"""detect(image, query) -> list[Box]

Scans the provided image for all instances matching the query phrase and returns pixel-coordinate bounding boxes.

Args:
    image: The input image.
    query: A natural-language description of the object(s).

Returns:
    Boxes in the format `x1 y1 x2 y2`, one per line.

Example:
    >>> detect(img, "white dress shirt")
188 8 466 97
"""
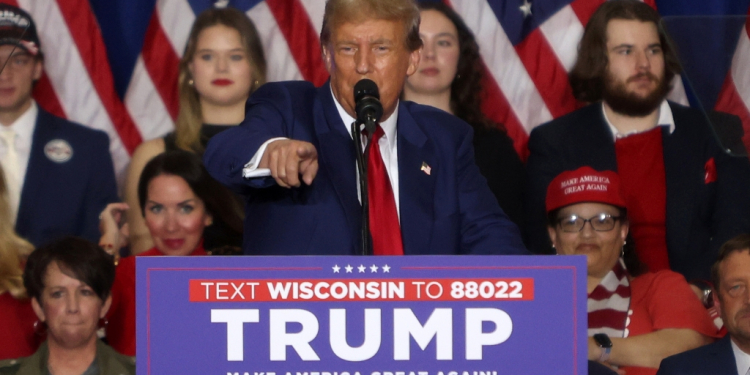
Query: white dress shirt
0 101 38 214
731 338 750 375
602 100 675 140
242 91 401 217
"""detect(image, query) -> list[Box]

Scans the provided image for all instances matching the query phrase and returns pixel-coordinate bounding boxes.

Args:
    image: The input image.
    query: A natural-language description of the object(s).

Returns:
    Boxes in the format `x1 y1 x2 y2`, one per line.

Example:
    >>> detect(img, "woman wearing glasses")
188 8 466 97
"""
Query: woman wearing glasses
545 167 718 375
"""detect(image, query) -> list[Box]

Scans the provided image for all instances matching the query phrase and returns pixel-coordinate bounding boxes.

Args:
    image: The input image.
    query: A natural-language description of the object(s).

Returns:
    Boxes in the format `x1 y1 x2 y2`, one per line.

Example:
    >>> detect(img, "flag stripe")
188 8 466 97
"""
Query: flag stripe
125 57 174 141
156 0 194 58
265 0 328 87
54 0 142 154
247 2 304 82
715 14 750 154
299 0 326 37
141 11 181 121
715 76 750 153
514 29 579 118
569 0 604 25
451 0 554 134
479 61 530 159
32 73 67 119
729 24 750 113
539 5 585 72
17 0 131 179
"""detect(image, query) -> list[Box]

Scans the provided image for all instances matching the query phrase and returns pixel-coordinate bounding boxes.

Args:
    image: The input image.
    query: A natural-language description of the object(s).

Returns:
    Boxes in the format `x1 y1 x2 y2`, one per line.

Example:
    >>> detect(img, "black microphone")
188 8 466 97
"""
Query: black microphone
351 78 383 256
354 79 383 134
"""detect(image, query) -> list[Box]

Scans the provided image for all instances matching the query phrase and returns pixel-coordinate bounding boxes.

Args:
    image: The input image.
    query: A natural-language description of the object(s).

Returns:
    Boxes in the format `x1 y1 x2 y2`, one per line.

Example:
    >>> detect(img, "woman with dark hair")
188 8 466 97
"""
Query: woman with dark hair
3 237 135 374
122 7 266 255
100 150 240 356
402 2 524 228
0 166 40 359
546 167 718 375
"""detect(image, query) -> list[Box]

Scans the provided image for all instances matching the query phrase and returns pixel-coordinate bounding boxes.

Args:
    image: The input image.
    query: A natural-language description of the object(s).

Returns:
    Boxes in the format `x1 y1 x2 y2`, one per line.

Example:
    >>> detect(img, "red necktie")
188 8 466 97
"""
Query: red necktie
367 125 404 255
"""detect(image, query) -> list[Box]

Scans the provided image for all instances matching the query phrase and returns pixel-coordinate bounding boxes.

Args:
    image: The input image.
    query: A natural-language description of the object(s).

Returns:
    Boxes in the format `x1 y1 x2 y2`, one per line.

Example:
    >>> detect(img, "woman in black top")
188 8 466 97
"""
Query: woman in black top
119 8 267 254
402 2 525 229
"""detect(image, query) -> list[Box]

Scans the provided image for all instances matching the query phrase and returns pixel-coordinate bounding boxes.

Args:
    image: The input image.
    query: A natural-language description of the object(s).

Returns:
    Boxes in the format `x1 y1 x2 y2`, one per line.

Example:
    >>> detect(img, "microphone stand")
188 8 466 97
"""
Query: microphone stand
352 115 376 256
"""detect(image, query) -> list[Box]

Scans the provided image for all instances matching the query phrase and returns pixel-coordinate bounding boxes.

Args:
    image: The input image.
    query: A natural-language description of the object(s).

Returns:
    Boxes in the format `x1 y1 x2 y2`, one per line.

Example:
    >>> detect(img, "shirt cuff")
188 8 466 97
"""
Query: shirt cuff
242 137 288 178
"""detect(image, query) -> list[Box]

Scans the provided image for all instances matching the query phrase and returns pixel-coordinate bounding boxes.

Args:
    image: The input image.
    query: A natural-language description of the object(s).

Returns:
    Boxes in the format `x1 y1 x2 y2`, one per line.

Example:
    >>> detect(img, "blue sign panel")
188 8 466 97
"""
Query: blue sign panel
136 255 586 375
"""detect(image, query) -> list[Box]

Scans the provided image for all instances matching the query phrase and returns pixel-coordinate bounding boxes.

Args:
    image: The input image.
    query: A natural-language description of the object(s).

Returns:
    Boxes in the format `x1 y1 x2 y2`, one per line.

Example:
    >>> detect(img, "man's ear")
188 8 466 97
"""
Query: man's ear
32 59 43 81
714 290 722 317
31 297 45 322
406 48 421 77
322 46 333 74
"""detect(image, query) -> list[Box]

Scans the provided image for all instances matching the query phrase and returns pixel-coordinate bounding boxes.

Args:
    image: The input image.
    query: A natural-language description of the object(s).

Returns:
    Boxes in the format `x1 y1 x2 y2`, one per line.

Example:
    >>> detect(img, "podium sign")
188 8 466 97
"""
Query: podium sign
137 255 586 375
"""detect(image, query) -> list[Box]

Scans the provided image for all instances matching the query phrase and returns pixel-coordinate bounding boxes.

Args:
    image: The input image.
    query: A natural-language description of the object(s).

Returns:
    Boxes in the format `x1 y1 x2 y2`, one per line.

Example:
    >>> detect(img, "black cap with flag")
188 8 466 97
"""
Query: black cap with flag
0 4 40 56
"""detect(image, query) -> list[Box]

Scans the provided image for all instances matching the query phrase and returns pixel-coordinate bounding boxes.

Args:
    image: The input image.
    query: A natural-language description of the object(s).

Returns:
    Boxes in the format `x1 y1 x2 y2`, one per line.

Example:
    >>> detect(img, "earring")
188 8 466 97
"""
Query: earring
456 74 461 79
33 320 47 336
188 79 194 86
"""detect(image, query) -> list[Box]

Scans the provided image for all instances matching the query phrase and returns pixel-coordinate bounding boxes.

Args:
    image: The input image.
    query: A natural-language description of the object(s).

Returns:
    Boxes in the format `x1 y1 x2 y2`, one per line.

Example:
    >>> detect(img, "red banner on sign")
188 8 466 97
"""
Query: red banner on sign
189 278 535 302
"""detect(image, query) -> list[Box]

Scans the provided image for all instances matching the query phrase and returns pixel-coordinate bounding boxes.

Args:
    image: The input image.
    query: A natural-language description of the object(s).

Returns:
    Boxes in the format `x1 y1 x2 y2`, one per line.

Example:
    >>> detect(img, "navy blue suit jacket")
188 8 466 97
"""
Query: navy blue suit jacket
525 102 750 280
204 81 527 255
657 336 738 375
15 109 118 247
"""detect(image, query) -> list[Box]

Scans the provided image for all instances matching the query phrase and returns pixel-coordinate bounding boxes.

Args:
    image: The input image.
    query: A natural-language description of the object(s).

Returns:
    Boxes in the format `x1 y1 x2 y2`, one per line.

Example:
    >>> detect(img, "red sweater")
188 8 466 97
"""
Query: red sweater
106 244 206 356
0 292 42 359
615 127 670 272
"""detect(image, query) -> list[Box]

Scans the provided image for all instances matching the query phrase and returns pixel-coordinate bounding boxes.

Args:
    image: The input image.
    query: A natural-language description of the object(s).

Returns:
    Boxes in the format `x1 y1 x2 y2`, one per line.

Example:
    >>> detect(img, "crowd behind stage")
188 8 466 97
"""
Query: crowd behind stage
1 0 750 374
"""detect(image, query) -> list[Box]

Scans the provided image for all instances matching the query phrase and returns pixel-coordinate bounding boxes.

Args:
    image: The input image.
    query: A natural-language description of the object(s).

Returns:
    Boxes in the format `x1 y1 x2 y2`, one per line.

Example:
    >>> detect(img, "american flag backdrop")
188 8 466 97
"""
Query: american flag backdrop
4 0 750 183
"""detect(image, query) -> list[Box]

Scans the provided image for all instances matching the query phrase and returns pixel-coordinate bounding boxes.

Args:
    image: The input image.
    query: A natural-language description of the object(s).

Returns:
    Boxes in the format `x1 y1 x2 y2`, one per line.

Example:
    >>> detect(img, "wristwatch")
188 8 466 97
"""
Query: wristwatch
593 333 613 362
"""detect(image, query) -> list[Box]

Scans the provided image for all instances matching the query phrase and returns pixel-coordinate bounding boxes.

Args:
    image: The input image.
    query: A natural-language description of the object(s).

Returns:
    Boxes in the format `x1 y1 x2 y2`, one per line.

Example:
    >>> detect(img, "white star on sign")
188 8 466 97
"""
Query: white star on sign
370 265 378 273
345 265 353 273
358 264 366 273
332 265 340 273
519 0 532 17
382 264 391 273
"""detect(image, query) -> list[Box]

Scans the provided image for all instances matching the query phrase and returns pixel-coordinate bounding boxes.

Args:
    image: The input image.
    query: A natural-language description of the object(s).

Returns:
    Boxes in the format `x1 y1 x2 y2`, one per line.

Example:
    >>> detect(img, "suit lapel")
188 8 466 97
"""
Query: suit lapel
712 336 740 375
579 105 618 171
16 111 51 233
396 103 435 254
314 82 362 250
662 103 697 256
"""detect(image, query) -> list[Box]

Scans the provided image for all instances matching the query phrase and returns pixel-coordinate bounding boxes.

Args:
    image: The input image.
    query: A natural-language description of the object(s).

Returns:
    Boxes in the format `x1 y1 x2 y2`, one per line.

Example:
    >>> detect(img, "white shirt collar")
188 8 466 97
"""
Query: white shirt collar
331 86 398 148
3 100 37 142
602 100 675 140
731 338 750 375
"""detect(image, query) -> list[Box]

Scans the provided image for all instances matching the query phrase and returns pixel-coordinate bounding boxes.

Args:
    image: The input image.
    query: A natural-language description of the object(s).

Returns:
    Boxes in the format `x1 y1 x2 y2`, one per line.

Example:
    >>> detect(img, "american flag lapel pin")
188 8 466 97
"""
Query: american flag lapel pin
421 162 431 175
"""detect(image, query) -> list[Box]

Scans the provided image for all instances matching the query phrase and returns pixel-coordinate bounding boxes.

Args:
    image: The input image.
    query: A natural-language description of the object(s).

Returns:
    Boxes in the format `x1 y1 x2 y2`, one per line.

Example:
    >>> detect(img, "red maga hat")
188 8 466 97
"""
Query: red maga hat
0 4 41 56
545 166 626 213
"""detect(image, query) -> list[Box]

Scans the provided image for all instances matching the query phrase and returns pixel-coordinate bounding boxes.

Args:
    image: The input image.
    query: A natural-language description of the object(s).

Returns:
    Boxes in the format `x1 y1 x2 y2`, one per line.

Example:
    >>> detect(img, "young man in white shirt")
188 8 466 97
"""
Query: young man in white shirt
0 4 117 246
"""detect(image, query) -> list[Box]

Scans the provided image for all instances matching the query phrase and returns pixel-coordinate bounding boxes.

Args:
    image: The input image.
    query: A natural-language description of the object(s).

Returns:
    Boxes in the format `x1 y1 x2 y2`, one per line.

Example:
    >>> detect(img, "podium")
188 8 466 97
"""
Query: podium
137 255 587 375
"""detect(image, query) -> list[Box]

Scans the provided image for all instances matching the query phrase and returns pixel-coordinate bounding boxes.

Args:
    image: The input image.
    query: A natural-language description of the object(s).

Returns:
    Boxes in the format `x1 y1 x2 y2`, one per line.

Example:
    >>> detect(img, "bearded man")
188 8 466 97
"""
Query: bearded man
524 0 750 282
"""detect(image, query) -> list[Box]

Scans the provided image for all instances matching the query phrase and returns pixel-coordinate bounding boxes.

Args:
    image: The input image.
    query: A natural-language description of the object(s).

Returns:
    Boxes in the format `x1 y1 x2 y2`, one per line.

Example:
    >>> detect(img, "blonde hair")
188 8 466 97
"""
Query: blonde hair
175 7 267 153
0 166 33 298
320 0 422 52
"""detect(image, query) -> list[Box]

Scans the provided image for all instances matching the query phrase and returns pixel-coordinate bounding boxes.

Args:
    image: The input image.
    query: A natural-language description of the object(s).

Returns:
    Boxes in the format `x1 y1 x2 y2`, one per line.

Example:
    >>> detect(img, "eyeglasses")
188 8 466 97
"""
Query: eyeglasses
556 214 621 233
